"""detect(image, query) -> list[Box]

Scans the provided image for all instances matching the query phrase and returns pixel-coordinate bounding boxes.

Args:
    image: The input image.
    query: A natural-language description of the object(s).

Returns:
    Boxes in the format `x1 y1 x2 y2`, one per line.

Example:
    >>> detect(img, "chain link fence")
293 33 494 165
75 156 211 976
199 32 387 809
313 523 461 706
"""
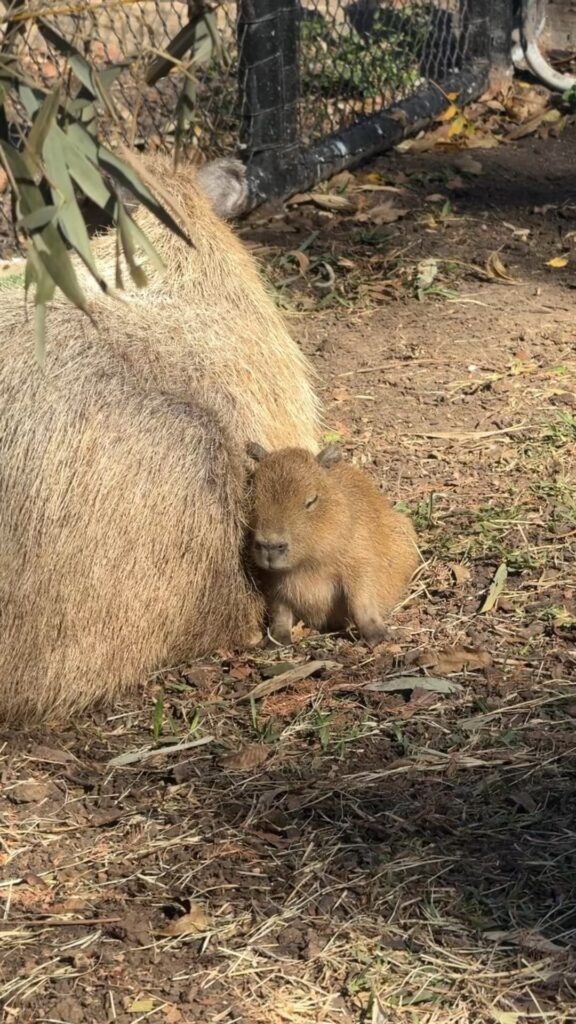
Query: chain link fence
1 0 505 208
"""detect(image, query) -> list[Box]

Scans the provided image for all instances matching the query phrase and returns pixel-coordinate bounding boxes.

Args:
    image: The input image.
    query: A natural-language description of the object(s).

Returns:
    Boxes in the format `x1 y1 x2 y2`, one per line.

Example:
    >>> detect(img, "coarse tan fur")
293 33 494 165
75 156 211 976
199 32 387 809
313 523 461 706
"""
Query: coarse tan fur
247 444 419 645
0 155 320 724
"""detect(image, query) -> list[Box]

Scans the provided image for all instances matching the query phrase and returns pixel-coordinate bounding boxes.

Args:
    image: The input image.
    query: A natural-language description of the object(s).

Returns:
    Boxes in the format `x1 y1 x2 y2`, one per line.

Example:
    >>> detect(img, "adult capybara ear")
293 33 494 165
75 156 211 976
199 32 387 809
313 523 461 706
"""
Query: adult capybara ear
246 441 269 462
195 158 249 220
316 444 342 469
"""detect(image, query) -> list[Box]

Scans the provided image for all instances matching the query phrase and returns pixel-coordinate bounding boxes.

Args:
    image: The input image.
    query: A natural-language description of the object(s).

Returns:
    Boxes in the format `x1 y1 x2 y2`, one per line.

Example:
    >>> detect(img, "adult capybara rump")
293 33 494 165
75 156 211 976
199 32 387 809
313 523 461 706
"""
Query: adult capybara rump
0 156 318 723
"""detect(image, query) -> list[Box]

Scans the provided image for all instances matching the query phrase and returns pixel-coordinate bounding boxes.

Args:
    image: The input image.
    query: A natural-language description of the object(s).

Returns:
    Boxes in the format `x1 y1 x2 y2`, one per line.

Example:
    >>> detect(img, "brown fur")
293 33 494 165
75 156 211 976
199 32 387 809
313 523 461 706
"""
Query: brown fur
0 154 320 724
247 445 419 645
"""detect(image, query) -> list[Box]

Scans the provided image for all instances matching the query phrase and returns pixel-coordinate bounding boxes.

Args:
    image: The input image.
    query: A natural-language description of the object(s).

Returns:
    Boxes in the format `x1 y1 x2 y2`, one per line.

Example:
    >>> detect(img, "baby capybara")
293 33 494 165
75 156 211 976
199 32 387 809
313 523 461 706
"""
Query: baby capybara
247 443 419 646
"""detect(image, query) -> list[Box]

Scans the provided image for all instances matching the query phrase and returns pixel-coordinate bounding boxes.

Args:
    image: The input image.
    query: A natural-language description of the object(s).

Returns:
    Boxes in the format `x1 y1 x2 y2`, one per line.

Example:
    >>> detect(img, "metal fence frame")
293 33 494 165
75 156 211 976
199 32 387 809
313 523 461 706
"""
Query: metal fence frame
239 0 515 206
1 0 519 212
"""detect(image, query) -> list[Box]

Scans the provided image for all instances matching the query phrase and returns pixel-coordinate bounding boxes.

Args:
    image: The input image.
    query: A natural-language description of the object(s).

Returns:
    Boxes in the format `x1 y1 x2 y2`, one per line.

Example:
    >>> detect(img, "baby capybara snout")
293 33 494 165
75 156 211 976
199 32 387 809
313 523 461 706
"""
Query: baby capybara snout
246 442 419 646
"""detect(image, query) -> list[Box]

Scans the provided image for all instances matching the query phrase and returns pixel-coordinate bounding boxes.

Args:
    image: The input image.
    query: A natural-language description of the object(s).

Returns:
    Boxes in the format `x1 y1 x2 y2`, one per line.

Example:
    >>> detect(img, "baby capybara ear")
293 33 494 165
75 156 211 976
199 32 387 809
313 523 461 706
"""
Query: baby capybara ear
316 444 342 469
246 441 269 462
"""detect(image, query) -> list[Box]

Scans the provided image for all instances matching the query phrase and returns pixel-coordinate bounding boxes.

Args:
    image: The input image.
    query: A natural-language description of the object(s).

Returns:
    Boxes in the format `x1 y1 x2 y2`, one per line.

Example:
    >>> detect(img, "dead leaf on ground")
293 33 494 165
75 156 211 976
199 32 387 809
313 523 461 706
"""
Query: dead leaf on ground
448 562 472 585
243 660 339 700
159 903 211 937
288 191 356 213
327 170 355 189
453 154 483 175
354 200 408 225
396 123 452 153
436 103 459 122
128 998 156 1013
480 563 508 613
27 744 77 764
220 743 270 772
331 387 351 402
415 645 492 674
357 183 404 194
507 107 562 141
365 676 463 694
8 781 54 804
288 250 310 274
484 252 518 283
546 256 568 268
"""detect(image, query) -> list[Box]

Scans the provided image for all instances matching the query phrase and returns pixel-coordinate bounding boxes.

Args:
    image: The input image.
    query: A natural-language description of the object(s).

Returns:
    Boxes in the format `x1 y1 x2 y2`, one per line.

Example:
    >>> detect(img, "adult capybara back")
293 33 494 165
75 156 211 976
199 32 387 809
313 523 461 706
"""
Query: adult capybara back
247 444 418 645
0 155 320 723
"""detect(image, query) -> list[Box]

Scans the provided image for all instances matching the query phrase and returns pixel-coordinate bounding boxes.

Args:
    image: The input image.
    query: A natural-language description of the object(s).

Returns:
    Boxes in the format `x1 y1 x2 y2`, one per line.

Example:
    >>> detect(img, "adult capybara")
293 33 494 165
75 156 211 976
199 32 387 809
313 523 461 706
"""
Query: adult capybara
247 443 418 646
0 155 320 723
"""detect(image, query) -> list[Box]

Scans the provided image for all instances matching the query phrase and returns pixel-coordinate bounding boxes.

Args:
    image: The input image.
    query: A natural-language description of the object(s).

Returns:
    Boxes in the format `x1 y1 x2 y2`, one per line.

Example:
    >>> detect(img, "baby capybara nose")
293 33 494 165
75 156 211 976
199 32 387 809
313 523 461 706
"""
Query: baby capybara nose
255 538 289 556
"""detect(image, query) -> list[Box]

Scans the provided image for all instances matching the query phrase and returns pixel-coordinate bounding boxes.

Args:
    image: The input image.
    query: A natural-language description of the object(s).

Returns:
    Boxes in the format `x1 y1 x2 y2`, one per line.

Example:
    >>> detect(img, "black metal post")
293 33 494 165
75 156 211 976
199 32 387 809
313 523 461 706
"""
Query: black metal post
246 68 488 208
464 0 492 70
490 0 516 73
237 0 300 160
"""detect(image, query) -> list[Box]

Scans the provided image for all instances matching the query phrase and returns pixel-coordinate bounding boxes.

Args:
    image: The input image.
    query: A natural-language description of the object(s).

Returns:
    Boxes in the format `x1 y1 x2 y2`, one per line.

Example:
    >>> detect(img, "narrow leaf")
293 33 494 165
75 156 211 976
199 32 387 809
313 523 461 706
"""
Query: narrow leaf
243 660 339 700
27 83 61 162
121 212 165 275
43 126 107 289
59 126 113 211
99 146 192 245
107 735 214 767
365 676 464 694
480 563 507 614
31 221 88 314
34 303 46 367
117 202 147 288
19 204 57 233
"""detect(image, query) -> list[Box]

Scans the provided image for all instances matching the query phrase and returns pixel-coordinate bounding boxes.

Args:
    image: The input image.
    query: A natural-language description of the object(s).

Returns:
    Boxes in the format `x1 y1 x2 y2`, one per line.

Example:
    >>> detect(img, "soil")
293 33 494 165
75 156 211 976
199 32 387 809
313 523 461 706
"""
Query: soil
1 96 576 1023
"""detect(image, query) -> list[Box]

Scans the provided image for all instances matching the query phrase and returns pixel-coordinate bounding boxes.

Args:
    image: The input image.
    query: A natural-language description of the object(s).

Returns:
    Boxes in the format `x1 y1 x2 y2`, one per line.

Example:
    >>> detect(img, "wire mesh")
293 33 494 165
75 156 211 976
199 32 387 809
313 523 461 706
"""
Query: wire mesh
1 0 474 158
297 0 470 144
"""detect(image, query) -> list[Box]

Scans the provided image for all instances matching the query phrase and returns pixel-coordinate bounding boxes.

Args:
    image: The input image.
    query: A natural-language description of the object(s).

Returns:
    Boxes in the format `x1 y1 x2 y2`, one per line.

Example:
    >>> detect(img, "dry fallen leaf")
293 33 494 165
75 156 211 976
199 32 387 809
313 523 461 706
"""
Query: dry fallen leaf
8 781 54 804
290 191 356 213
129 998 156 1013
485 252 518 284
546 256 568 268
448 562 472 585
415 646 493 674
453 154 483 175
331 387 351 402
436 103 459 122
160 904 210 937
220 743 270 771
480 563 508 613
288 250 310 274
244 660 339 700
366 676 463 694
361 201 408 225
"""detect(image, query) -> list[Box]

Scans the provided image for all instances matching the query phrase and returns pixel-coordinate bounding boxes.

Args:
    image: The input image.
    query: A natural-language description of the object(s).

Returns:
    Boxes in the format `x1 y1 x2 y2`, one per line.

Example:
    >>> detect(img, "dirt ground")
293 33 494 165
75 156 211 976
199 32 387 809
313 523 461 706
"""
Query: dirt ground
2 88 576 1024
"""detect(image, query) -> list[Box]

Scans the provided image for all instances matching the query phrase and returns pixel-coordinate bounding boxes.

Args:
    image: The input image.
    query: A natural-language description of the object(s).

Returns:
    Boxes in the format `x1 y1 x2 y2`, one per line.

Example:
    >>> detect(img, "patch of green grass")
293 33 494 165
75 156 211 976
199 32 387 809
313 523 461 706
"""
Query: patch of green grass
300 8 425 100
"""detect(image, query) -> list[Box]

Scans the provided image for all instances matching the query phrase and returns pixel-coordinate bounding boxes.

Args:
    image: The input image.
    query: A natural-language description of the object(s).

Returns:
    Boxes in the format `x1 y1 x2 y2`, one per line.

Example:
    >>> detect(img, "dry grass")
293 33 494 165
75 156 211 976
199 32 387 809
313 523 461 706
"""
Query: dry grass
1 396 575 1023
2 104 576 1024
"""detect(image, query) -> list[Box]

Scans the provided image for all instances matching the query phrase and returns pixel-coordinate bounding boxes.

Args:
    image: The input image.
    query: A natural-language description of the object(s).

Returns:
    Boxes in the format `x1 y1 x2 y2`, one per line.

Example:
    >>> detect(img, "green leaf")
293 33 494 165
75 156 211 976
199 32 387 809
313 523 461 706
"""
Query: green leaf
19 204 57 233
117 202 147 288
121 211 165 275
34 302 47 367
27 83 61 162
145 17 207 86
32 224 88 313
175 71 198 158
58 125 112 211
36 19 117 117
43 126 108 291
99 146 192 245
33 259 56 368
